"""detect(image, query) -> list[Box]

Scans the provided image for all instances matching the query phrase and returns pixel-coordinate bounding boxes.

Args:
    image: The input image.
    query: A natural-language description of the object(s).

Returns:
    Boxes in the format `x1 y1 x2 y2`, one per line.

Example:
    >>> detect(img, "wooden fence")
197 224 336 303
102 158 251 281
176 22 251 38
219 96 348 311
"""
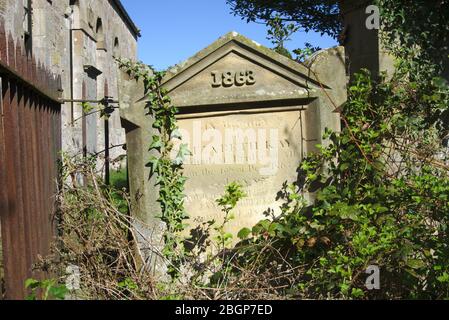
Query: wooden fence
0 19 62 300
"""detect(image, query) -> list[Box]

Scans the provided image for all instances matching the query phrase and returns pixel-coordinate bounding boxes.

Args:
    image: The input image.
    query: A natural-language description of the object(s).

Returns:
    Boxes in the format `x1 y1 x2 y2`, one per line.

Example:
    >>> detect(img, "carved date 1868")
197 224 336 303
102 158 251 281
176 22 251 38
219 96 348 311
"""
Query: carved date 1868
211 70 256 88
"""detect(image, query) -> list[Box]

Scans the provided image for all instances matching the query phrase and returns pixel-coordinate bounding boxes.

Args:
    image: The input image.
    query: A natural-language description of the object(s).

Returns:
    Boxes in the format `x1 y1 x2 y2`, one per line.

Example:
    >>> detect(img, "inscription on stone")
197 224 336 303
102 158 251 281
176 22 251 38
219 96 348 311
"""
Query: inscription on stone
211 70 256 88
178 110 304 234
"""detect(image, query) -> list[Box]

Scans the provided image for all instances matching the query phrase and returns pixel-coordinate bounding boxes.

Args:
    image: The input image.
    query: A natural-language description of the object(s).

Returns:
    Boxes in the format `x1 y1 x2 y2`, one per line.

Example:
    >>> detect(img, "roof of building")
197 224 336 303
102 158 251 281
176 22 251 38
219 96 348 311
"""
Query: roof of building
110 0 141 39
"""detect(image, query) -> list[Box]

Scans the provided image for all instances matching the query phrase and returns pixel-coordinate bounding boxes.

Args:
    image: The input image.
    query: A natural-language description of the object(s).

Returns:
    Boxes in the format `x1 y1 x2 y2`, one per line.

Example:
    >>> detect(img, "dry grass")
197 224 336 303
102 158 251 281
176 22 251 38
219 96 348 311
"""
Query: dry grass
35 156 157 300
31 156 301 300
178 246 305 300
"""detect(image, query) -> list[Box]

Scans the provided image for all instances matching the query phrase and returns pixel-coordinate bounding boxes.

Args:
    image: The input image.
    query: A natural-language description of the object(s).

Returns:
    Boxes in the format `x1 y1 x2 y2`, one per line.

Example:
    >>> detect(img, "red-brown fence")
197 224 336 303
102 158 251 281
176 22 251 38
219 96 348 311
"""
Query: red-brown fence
0 19 62 300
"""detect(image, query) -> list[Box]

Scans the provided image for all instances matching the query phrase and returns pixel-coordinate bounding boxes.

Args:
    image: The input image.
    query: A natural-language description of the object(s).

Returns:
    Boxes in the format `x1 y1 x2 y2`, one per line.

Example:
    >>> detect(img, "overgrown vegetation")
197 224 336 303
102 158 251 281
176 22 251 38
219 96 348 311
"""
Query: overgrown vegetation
110 168 128 191
227 68 449 299
35 155 156 300
117 59 191 278
153 63 449 299
31 0 449 300
217 0 449 300
379 0 449 79
25 278 68 301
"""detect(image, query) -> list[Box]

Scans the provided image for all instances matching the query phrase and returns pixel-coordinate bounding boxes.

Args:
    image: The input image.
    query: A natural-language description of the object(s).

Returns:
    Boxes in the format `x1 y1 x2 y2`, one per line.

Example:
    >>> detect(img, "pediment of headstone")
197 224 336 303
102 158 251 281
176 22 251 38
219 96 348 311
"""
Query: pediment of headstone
161 32 327 110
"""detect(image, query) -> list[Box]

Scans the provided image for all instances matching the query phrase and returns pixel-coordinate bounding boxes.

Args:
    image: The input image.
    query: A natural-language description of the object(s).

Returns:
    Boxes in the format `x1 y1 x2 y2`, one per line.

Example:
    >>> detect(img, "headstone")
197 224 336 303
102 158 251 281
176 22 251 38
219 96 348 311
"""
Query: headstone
119 32 346 274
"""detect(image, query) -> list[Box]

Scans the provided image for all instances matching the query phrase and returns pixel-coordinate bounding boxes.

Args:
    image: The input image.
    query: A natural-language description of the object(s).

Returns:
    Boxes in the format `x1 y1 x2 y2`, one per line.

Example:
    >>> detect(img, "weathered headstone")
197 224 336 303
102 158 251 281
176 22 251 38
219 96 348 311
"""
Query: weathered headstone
119 32 346 274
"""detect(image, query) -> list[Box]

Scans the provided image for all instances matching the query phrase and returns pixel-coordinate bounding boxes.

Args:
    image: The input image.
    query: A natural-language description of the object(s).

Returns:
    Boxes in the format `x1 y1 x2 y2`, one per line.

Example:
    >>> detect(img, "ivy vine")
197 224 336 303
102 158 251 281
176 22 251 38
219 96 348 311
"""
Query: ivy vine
118 59 190 277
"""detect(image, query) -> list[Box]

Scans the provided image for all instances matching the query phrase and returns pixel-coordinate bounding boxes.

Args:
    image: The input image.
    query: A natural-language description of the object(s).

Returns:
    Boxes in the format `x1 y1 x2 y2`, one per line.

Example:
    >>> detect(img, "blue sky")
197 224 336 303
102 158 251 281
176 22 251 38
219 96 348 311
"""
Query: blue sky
121 0 337 71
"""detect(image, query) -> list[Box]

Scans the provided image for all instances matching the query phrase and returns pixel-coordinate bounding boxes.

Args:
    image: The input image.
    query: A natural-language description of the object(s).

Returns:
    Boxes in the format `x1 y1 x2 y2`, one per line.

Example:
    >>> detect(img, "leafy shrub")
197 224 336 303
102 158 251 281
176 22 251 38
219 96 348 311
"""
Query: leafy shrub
231 67 449 299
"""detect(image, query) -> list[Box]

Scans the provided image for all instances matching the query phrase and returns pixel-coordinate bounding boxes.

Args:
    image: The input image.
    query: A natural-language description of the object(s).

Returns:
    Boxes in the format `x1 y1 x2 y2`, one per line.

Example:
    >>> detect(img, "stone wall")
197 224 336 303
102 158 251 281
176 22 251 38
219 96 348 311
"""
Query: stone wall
0 0 139 171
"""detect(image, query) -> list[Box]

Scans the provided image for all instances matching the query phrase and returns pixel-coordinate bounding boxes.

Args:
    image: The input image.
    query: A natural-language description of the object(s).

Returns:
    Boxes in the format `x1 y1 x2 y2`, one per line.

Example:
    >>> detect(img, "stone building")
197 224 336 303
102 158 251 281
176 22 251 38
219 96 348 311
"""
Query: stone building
1 0 139 297
0 0 139 173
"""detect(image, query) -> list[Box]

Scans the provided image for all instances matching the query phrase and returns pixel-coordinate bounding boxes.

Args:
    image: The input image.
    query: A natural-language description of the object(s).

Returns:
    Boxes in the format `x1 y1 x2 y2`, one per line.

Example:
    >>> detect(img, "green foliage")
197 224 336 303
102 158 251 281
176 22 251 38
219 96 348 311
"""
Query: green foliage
230 0 449 75
81 102 94 114
214 183 246 249
25 278 68 301
266 16 299 58
42 155 155 300
118 59 189 278
377 0 449 79
216 182 247 212
293 42 321 62
232 67 449 299
81 102 113 120
110 168 128 191
225 3 449 298
116 2 449 299
227 0 342 39
156 283 185 300
264 16 321 62
109 168 130 215
117 278 138 294
188 183 247 291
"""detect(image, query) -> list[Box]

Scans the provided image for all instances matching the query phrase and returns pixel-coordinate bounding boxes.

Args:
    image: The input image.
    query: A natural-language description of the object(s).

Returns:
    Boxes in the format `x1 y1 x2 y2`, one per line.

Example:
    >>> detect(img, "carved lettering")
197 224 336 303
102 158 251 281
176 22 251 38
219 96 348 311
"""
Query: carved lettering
211 71 222 88
246 70 256 85
211 70 256 88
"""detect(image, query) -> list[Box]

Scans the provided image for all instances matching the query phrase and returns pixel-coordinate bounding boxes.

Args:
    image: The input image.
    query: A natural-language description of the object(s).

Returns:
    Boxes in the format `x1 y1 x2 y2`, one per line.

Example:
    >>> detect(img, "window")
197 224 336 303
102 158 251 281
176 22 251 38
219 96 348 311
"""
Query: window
113 37 119 57
96 18 105 49
23 0 32 54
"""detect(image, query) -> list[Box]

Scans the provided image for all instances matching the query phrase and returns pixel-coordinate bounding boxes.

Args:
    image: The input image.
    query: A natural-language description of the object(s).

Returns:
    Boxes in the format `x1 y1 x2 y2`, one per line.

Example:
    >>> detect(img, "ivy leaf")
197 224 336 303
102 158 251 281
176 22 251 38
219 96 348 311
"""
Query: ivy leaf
351 288 365 298
81 102 94 114
174 144 191 165
340 163 350 171
406 259 426 270
147 156 160 174
48 285 69 300
171 129 183 140
223 233 233 242
149 135 163 151
237 228 252 240
25 279 40 290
